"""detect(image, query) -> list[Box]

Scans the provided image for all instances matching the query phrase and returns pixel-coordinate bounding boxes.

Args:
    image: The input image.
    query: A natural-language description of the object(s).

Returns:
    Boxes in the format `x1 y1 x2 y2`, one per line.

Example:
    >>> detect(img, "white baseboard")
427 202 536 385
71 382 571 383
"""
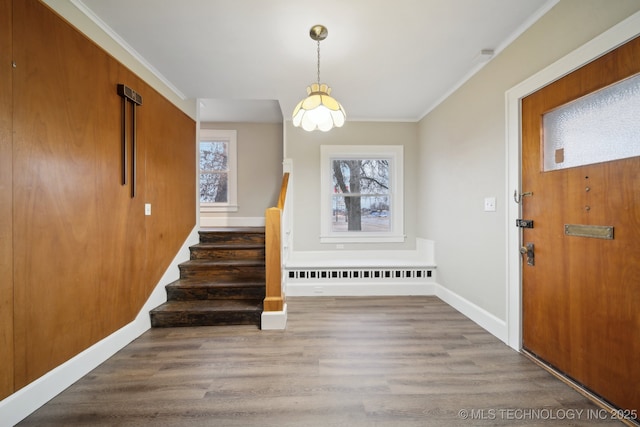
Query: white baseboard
261 304 288 330
0 321 145 427
199 216 265 227
435 285 508 343
287 282 436 296
0 227 199 427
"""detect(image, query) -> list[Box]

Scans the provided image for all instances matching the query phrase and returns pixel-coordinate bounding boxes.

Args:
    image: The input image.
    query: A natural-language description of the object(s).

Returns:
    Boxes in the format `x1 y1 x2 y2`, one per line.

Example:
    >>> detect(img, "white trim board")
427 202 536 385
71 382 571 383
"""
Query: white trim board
287 282 437 296
505 11 640 351
261 304 288 330
285 238 436 268
435 286 507 344
0 227 200 427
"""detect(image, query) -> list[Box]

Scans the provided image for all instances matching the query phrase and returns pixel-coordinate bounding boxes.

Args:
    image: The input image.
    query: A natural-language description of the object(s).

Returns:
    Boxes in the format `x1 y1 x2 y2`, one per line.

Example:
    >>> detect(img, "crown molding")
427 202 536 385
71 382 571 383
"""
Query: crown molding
70 0 187 100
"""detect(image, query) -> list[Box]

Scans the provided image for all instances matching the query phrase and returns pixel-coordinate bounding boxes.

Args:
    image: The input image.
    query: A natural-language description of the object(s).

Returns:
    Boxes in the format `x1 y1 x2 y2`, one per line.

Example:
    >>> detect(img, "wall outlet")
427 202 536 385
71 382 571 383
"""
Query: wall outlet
484 197 496 212
144 203 151 216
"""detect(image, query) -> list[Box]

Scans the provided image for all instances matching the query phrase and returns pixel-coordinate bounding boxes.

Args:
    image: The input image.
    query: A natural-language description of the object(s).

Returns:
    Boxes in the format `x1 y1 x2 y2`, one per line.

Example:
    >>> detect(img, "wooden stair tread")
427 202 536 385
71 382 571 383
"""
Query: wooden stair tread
151 300 262 313
181 259 265 266
191 242 264 248
167 279 265 288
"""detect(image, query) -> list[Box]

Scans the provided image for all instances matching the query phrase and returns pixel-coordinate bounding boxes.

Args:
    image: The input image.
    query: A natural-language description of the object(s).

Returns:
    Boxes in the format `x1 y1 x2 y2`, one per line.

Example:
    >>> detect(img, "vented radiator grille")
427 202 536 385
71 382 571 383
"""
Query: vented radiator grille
287 268 433 281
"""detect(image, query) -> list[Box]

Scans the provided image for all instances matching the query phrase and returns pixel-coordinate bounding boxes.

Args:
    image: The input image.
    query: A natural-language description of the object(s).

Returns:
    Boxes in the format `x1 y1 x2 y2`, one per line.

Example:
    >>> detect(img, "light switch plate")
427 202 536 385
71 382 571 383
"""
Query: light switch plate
145 203 151 216
484 197 496 212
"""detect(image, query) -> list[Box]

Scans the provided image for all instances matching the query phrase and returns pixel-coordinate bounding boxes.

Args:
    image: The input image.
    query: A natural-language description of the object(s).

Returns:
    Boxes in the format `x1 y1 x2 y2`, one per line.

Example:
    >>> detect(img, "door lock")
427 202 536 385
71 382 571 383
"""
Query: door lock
520 243 535 266
516 219 534 228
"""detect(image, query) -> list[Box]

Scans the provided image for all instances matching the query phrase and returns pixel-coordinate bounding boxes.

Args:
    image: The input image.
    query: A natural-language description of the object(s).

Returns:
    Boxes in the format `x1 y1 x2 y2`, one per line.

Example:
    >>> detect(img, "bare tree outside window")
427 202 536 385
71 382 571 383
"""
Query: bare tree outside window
200 141 228 203
331 159 390 232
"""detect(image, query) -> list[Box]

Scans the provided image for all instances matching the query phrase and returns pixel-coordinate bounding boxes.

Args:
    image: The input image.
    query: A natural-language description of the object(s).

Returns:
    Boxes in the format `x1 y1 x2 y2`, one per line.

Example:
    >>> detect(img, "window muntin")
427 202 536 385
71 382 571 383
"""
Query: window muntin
199 129 237 212
321 145 404 243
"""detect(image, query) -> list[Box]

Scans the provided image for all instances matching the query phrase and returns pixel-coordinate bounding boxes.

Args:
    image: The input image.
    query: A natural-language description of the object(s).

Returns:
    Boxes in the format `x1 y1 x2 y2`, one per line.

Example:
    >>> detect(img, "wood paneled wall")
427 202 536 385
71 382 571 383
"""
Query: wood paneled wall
2 0 196 397
0 0 14 400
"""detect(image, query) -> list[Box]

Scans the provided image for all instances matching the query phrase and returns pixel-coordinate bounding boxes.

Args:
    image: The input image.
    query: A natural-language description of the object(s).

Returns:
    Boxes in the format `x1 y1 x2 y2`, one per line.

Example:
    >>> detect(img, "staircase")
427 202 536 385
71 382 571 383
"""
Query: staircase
150 227 265 328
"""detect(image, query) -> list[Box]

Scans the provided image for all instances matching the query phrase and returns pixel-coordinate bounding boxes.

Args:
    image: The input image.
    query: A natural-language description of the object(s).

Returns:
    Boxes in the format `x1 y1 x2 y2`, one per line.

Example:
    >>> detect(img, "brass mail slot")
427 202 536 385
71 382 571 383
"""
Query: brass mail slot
564 224 614 240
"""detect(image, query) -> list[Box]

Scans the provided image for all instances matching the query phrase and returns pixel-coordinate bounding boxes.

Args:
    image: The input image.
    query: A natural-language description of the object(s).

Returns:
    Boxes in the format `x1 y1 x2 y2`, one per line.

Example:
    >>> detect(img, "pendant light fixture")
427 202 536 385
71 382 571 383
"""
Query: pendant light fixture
292 25 346 132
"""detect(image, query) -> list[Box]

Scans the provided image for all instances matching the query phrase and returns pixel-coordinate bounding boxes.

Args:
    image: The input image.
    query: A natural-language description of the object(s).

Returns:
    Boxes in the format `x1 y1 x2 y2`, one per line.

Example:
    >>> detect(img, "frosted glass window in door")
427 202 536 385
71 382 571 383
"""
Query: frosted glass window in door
542 73 640 171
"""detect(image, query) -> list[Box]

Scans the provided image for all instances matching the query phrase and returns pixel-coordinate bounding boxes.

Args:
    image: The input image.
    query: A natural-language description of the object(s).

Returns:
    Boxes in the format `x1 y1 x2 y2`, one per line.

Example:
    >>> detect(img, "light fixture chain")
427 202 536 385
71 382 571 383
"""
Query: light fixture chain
316 39 321 85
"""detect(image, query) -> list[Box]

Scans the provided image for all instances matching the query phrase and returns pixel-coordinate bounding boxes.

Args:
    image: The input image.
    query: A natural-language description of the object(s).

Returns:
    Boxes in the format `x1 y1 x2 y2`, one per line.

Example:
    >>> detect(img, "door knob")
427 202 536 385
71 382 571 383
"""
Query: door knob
520 243 535 266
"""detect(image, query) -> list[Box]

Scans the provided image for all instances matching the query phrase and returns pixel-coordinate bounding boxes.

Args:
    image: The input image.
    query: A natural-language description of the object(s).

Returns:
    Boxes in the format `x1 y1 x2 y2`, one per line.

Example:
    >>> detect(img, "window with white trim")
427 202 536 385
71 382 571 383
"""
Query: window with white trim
320 145 404 243
199 129 237 212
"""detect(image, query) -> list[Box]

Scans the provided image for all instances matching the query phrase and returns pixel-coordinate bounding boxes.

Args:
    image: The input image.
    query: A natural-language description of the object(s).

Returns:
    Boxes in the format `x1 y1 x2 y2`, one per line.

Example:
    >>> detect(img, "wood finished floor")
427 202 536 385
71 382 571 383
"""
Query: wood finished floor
18 297 622 426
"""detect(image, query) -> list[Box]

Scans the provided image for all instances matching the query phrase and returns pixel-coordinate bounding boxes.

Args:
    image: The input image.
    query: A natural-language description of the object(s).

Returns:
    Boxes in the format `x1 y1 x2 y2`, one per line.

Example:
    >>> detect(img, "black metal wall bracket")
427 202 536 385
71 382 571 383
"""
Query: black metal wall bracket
117 84 143 106
117 84 143 198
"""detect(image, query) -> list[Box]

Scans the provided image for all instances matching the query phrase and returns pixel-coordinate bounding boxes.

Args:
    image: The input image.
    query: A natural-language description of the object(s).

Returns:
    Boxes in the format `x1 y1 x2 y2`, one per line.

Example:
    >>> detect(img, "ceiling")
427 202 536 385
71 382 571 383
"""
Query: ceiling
75 0 555 123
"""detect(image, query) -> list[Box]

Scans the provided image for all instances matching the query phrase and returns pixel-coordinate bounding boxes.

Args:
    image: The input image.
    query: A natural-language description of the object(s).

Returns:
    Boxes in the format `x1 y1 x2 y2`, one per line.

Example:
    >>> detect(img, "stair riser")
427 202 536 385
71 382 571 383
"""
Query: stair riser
179 265 265 281
167 287 265 301
198 232 265 245
150 311 261 328
190 247 265 260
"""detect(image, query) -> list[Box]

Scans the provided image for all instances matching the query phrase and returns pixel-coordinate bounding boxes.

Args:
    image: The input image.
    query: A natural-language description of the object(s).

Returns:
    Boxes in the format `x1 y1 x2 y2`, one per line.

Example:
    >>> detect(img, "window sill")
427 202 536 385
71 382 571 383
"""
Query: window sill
320 234 406 244
200 204 239 213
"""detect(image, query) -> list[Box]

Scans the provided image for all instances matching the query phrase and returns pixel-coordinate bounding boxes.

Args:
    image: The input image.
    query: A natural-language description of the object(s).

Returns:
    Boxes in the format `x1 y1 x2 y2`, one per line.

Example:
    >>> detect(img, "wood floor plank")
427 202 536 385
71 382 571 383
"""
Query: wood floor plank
17 296 624 426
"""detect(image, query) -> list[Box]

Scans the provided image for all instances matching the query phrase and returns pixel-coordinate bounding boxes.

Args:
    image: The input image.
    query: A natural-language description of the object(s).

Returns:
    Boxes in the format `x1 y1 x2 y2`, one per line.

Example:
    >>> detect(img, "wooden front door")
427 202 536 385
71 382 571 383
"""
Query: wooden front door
521 36 640 414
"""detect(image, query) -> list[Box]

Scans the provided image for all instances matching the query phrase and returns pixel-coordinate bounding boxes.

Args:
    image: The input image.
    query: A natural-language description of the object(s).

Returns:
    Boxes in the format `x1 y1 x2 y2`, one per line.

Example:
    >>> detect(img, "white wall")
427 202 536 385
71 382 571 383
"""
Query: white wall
285 120 419 252
417 0 640 320
200 122 284 225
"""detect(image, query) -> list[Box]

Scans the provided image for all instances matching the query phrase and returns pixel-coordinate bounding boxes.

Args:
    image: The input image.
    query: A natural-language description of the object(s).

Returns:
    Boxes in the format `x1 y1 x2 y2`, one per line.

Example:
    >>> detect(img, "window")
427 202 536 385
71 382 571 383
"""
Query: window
542 73 640 171
320 145 404 243
199 129 237 212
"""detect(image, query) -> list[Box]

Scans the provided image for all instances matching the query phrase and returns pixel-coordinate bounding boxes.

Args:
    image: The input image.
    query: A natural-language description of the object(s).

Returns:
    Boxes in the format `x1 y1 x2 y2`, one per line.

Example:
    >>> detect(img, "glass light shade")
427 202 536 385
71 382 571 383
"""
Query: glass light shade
292 83 346 132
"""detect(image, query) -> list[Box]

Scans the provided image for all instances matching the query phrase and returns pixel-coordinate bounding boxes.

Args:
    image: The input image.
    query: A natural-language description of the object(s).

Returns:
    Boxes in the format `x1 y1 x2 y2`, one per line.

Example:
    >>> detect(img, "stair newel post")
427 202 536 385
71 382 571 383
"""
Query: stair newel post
264 207 284 311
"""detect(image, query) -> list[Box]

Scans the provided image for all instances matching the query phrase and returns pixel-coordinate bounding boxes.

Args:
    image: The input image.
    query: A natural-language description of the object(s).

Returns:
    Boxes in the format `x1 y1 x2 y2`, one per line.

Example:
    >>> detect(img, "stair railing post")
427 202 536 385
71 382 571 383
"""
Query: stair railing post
263 207 283 311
